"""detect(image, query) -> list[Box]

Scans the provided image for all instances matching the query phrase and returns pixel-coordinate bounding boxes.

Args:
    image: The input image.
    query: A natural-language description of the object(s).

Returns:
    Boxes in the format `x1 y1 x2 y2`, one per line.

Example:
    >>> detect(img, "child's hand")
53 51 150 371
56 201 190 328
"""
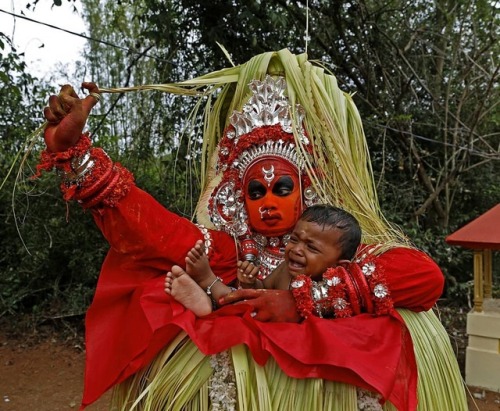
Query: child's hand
237 260 260 288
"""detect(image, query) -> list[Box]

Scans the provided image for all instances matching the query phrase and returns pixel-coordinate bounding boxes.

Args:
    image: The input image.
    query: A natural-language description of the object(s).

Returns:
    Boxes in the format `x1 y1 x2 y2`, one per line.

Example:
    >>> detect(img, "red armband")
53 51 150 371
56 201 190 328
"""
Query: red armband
35 133 134 209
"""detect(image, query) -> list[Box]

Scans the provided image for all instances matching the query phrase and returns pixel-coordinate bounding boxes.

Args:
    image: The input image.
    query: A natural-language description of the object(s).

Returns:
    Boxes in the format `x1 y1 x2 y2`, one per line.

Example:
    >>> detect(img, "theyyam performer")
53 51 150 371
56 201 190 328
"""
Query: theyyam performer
37 49 467 410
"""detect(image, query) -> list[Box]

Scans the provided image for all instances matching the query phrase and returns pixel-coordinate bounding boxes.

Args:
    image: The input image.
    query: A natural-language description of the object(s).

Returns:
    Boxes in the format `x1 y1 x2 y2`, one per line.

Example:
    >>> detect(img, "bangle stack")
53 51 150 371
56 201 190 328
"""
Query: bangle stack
35 133 134 209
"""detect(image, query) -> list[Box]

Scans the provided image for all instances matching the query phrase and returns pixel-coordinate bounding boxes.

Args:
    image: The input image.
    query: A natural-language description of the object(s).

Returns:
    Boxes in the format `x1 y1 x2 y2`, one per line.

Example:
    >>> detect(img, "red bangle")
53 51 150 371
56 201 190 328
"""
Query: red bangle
345 263 373 314
100 164 134 207
356 257 393 316
341 267 362 316
79 163 134 209
81 169 120 209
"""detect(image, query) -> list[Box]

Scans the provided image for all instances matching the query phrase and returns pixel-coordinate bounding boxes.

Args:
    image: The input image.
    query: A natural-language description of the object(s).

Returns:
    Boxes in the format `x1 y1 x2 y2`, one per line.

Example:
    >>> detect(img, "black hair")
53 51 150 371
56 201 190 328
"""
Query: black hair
299 204 361 260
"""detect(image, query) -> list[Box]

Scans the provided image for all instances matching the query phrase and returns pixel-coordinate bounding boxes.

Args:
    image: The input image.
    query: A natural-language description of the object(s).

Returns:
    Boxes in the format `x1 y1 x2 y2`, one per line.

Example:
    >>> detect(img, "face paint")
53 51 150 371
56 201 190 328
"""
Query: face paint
243 158 302 237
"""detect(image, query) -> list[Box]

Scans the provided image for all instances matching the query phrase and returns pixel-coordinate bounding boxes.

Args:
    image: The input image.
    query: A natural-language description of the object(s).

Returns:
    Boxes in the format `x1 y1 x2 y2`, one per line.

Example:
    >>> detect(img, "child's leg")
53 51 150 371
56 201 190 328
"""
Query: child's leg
186 240 232 302
165 265 212 316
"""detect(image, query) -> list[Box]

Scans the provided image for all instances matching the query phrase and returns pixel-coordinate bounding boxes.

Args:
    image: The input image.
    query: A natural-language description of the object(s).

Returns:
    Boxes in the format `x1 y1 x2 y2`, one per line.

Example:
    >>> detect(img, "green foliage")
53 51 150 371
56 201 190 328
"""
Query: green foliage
0 180 107 317
402 224 474 302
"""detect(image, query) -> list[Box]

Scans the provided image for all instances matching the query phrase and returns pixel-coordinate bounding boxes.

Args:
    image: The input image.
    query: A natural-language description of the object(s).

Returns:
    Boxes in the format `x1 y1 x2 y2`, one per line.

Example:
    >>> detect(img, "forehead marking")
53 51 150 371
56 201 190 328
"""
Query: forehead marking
262 165 275 187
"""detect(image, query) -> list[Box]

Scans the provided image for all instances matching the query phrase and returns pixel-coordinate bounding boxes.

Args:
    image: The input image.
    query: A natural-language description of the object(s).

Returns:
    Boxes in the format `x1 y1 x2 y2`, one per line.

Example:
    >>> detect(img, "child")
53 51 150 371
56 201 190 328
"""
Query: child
164 204 361 316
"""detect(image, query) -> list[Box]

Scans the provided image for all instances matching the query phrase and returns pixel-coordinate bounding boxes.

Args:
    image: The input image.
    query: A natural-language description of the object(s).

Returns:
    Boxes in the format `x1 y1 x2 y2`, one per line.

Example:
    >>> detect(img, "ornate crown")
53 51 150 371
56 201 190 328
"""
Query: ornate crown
229 75 306 137
207 75 317 238
216 75 310 176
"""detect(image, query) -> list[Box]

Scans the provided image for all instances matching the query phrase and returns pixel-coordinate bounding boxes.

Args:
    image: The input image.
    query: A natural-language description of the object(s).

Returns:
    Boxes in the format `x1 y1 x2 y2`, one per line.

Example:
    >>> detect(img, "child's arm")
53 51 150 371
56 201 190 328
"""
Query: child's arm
237 260 263 289
262 262 287 290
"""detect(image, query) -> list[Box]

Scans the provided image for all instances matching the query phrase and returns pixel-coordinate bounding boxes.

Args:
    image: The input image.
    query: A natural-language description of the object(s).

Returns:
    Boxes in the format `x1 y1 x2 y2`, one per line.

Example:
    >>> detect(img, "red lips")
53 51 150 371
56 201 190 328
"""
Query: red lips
262 214 281 227
261 212 281 223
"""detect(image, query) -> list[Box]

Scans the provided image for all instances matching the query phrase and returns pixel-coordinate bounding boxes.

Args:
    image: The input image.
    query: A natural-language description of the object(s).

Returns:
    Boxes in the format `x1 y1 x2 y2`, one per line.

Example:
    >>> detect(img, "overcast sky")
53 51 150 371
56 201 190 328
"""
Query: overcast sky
0 1 87 85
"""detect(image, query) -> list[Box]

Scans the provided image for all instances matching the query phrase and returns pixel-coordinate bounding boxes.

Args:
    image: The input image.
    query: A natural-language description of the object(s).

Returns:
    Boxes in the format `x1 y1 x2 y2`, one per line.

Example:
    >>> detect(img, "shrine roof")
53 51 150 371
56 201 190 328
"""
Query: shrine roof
446 203 500 250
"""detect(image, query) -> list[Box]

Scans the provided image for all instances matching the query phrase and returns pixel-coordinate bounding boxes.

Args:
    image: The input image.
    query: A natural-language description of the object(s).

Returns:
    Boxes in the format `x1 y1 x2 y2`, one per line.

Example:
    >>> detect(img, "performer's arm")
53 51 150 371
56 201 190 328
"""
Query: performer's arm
376 247 444 312
220 246 444 322
39 83 237 281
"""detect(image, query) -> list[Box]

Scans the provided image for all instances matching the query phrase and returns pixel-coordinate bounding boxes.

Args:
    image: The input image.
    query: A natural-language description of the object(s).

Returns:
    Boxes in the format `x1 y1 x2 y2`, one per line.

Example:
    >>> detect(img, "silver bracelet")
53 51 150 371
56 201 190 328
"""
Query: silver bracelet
311 280 334 318
59 151 95 185
205 276 223 296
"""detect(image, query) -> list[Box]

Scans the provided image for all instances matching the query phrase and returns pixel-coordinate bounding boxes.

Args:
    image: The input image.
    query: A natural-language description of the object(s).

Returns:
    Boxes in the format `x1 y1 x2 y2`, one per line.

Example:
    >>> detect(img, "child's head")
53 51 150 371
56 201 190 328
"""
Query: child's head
285 204 361 279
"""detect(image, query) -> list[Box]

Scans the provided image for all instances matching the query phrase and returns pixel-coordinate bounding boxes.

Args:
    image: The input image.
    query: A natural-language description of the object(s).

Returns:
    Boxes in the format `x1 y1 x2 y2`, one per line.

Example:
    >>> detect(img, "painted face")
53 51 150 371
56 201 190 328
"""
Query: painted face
285 219 343 280
243 158 302 237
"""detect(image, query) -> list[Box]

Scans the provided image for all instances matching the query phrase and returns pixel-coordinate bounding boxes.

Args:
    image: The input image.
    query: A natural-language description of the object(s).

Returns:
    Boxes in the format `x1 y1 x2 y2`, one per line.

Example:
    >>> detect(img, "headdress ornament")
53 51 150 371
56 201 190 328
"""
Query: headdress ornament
187 49 408 254
208 75 316 238
228 76 306 139
217 75 309 176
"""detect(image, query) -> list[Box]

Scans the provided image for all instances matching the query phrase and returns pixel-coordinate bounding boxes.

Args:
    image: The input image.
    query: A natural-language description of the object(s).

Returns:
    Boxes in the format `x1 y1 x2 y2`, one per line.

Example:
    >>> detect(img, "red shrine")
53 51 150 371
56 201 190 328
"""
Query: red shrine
446 203 500 392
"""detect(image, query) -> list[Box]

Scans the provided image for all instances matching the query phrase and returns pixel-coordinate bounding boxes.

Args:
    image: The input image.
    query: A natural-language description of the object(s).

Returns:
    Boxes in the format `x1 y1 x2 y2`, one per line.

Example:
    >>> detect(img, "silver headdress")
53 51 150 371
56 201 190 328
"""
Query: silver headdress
229 75 306 137
207 75 317 238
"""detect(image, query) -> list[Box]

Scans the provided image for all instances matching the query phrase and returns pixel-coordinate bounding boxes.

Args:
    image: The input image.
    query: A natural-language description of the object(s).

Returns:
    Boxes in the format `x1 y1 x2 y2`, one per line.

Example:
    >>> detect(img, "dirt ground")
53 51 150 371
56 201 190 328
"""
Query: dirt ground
0 321 499 411
0 333 111 411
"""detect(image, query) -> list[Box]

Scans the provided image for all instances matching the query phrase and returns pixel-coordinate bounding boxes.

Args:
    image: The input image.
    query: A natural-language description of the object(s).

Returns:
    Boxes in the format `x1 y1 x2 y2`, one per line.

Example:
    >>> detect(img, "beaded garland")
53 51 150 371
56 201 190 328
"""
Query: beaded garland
290 275 315 319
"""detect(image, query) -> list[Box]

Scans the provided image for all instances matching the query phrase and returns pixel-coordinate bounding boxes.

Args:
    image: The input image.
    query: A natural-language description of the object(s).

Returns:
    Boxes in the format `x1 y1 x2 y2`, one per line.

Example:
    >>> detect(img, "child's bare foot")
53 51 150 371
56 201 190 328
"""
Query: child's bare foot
185 240 214 285
165 265 212 317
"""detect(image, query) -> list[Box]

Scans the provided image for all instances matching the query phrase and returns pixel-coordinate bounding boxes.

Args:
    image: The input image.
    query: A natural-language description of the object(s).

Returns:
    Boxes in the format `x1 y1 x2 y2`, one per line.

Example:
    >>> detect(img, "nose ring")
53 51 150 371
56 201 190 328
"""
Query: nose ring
259 206 268 218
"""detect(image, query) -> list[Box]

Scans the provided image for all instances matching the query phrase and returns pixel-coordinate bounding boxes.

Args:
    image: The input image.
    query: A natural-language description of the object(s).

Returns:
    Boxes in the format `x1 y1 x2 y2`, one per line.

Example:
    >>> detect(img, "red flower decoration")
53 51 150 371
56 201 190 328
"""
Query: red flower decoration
291 275 315 319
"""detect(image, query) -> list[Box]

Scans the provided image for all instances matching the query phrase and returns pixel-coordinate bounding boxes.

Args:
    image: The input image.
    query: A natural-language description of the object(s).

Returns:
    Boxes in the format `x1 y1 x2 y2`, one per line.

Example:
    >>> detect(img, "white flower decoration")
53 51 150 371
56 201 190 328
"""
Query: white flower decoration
362 262 376 276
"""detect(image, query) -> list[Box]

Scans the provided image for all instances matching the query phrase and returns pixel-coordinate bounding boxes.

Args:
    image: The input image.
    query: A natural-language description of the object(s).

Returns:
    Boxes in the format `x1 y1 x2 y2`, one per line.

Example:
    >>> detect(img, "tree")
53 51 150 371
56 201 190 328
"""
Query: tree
302 0 499 229
0 29 106 320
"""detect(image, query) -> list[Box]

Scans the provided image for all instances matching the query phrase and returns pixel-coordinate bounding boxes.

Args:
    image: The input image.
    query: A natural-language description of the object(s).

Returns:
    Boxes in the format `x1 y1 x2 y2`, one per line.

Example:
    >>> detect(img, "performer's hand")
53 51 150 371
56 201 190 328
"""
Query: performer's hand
43 82 100 152
219 289 301 323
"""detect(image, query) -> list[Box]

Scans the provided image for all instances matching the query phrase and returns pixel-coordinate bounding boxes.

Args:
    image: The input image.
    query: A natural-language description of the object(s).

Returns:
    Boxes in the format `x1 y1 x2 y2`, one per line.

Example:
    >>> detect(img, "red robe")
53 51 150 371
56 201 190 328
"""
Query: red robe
82 185 444 411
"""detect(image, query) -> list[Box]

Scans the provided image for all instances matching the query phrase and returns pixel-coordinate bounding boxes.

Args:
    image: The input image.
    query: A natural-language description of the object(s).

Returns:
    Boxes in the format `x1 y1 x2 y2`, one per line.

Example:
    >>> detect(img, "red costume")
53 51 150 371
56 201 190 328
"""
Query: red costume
79 180 443 411
39 72 446 411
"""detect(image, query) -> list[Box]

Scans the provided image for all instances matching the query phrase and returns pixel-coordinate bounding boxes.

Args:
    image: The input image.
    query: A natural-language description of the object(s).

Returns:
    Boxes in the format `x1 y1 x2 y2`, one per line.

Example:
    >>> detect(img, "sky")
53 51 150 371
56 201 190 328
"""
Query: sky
0 0 87 84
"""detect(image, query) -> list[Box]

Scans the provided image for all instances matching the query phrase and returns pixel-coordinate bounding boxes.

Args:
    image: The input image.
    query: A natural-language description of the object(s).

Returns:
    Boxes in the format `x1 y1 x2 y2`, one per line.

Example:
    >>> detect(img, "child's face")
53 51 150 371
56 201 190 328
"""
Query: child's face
284 219 343 280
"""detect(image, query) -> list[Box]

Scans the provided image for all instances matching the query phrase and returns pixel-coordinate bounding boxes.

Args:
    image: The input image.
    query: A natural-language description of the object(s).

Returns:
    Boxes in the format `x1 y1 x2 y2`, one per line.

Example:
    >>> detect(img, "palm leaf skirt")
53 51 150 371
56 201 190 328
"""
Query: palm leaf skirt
110 309 467 410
